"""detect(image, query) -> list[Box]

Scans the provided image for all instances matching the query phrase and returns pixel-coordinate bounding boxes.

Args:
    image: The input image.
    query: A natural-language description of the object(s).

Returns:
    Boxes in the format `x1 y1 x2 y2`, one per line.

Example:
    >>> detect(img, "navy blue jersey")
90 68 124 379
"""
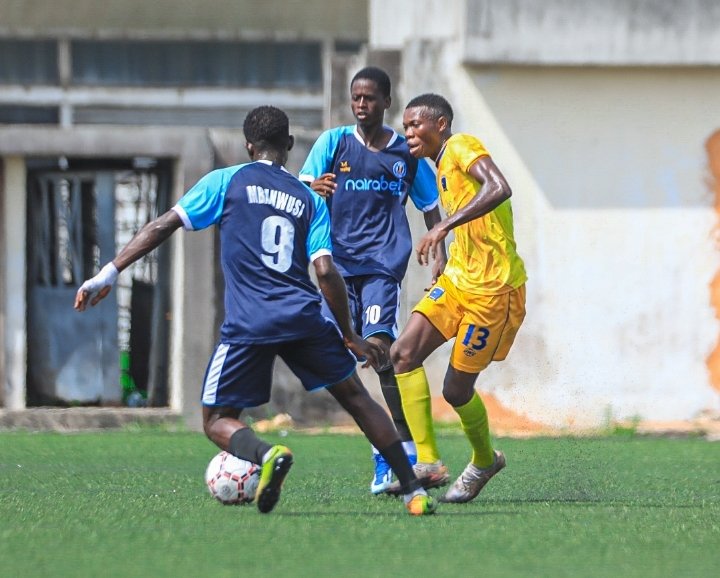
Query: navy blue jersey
173 160 332 344
299 125 439 283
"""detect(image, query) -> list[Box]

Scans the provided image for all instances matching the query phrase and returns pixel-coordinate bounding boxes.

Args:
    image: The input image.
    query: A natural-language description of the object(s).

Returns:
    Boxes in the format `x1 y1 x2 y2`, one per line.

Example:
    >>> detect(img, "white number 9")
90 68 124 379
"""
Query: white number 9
261 216 295 272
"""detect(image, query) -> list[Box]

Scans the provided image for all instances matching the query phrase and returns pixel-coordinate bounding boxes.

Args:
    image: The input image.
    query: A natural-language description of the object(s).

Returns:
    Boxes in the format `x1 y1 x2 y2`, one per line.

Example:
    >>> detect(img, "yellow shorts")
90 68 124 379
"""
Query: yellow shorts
413 276 526 374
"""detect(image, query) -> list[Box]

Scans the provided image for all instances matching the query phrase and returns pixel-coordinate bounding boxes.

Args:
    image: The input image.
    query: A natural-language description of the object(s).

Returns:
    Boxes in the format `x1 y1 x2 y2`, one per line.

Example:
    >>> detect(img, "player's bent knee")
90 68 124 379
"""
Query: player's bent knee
443 388 470 408
389 340 413 373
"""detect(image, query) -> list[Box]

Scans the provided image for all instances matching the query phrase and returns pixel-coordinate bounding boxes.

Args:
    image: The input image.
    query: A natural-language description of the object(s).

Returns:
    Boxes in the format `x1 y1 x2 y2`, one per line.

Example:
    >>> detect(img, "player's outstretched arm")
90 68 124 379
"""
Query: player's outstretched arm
446 156 511 230
416 156 511 267
74 209 183 312
313 255 385 369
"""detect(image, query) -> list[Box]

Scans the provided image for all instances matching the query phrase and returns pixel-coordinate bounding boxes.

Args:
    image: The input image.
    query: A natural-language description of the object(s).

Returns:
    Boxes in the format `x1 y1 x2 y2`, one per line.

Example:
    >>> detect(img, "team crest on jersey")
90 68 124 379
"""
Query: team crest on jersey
339 160 351 173
440 176 448 191
392 161 407 178
427 287 444 301
463 349 477 357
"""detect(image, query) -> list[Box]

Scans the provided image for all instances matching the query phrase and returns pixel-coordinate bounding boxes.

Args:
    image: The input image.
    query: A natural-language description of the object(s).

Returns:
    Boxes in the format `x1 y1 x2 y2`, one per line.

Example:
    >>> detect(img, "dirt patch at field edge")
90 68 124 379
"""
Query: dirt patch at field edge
2 406 718 440
291 398 720 441
430 392 554 437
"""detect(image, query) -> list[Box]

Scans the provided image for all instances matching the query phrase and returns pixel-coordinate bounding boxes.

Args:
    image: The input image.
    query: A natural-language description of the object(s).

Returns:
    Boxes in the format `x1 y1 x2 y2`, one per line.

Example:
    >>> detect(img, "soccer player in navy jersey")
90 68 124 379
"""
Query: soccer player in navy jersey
299 66 447 494
74 106 436 516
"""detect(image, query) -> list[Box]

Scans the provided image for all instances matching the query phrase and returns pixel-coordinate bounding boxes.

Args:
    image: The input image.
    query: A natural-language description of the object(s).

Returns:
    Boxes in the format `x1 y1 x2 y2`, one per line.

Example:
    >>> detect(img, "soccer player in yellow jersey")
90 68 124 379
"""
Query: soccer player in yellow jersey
389 93 527 503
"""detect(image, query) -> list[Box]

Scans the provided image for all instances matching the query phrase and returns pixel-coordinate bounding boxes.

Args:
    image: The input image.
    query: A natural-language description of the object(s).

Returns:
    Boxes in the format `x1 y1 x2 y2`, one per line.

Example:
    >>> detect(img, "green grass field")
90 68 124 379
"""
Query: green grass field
1 429 718 578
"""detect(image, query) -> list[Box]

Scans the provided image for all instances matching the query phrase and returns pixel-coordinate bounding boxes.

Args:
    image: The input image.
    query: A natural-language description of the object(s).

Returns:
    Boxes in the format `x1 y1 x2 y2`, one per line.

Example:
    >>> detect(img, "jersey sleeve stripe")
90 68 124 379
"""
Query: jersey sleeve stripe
172 205 194 230
420 199 439 212
309 248 332 262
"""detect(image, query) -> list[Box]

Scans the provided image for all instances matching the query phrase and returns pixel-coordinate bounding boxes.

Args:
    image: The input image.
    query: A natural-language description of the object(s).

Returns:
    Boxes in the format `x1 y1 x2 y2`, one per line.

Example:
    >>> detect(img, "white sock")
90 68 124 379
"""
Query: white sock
261 448 275 464
402 487 427 504
402 440 417 457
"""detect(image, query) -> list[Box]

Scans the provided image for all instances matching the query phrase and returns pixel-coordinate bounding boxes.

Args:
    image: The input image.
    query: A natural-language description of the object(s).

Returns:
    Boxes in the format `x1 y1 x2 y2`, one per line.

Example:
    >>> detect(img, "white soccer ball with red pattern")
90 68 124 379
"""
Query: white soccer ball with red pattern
205 451 260 505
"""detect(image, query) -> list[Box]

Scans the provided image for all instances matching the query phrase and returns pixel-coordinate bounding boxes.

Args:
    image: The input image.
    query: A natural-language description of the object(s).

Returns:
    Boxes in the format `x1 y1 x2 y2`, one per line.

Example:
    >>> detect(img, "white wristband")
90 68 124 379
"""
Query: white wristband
80 262 119 294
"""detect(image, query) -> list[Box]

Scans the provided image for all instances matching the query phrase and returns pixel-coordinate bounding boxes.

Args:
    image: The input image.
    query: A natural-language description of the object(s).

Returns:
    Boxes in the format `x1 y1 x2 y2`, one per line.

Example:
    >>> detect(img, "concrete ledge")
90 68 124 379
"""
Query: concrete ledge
0 407 184 432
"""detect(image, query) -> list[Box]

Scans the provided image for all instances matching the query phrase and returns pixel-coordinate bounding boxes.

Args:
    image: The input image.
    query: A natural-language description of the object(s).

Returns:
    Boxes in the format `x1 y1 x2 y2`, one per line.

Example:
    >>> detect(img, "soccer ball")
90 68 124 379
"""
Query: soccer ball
205 451 260 505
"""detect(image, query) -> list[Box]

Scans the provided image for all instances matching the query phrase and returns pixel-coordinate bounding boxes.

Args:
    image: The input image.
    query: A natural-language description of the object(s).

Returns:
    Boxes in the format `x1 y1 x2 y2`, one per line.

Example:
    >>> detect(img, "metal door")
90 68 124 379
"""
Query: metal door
26 171 119 405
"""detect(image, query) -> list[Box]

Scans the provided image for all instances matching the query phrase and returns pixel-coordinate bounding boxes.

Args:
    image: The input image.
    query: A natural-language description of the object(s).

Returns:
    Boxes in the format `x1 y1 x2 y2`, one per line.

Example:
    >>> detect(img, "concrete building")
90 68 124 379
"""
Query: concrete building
375 0 720 429
0 0 372 430
2 0 719 432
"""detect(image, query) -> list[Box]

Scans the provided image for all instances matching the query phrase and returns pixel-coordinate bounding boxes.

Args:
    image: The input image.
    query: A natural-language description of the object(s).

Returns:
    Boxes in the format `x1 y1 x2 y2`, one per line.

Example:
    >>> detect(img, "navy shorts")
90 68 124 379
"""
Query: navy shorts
201 318 356 409
321 274 400 341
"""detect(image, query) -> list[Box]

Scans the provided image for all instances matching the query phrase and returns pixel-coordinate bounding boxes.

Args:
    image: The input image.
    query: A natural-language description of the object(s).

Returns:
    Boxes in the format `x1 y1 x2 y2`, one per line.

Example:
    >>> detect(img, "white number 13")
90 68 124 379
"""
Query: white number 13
261 216 295 272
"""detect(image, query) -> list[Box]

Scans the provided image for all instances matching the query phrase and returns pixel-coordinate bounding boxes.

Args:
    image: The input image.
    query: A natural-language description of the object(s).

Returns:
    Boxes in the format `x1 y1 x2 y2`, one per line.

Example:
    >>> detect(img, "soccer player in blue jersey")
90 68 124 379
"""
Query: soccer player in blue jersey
74 106 436 516
299 66 446 494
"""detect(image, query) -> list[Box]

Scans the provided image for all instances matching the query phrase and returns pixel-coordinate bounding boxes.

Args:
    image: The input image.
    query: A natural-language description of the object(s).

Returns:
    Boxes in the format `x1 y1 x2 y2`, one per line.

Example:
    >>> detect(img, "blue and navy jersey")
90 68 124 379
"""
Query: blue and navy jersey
173 160 332 344
299 125 439 283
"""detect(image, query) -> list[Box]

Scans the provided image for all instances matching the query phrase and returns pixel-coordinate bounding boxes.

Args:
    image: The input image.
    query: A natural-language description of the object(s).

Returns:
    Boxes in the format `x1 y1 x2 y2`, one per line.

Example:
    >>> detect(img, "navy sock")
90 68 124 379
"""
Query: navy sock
228 427 273 465
379 370 413 442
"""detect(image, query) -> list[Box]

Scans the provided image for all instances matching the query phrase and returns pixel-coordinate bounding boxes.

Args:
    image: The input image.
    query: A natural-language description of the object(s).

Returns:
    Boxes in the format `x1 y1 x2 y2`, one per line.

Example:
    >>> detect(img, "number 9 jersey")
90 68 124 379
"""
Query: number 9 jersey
172 160 333 344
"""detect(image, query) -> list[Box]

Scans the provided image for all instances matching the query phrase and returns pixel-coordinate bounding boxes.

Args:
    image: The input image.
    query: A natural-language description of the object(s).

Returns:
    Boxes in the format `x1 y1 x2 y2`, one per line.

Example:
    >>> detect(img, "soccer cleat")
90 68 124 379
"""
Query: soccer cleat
413 460 450 488
405 493 437 516
255 445 293 514
440 450 506 504
370 452 394 495
385 460 450 495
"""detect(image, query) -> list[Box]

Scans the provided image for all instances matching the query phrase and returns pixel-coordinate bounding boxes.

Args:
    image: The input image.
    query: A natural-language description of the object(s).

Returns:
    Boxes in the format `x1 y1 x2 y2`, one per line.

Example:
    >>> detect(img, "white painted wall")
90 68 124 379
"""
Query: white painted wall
463 67 720 426
371 0 720 427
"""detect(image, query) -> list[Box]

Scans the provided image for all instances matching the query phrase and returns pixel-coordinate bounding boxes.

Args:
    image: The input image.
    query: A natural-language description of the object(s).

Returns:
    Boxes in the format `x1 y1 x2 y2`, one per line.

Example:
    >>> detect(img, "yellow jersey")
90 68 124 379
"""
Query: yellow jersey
436 133 527 295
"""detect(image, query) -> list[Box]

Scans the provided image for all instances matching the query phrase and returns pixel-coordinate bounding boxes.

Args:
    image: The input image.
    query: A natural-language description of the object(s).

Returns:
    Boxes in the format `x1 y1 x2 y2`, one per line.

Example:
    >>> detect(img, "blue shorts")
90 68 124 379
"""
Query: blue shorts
201 318 356 409
321 274 400 341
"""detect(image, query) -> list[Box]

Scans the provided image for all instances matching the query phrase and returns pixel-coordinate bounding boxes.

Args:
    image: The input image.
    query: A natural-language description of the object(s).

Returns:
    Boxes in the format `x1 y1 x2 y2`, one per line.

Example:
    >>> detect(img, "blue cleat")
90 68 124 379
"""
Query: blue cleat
370 452 393 495
370 449 417 495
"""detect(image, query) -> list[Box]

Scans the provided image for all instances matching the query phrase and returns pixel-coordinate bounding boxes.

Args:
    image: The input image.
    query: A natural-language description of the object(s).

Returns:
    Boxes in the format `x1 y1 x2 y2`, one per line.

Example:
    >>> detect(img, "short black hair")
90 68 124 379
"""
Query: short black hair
351 66 391 98
243 106 290 149
406 93 454 125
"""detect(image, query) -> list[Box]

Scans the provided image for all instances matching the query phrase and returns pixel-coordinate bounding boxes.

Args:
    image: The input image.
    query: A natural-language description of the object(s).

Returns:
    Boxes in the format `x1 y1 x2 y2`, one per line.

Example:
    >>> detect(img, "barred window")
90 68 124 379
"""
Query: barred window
71 40 323 89
0 40 58 85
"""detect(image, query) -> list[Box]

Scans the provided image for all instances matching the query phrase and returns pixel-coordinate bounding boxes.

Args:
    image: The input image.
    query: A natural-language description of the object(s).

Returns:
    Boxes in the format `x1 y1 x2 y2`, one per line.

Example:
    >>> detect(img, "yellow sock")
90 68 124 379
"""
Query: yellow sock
396 367 441 463
455 392 494 468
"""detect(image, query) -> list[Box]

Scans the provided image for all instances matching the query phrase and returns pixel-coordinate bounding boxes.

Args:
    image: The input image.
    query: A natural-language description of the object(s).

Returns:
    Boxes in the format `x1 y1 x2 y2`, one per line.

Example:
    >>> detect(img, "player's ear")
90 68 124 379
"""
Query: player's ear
287 135 295 152
384 95 392 110
438 115 449 133
245 141 255 159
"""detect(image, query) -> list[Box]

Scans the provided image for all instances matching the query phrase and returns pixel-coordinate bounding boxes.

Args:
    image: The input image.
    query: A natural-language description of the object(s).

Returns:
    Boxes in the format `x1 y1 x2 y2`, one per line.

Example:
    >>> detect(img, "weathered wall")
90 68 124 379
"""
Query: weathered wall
462 0 720 65
0 0 368 40
465 66 719 426
0 0 366 426
372 0 720 64
373 0 720 427
706 131 720 396
0 159 4 406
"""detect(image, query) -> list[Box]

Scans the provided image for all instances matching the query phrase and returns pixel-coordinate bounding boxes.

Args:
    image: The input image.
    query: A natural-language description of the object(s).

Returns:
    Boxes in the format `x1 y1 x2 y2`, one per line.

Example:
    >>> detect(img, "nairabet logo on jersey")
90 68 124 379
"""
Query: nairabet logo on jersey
344 162 406 196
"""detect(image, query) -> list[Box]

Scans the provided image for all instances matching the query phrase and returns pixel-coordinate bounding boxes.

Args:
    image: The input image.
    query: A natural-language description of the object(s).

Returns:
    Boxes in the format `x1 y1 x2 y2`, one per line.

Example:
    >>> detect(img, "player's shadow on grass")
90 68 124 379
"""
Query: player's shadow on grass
271 508 521 518
489 497 704 508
